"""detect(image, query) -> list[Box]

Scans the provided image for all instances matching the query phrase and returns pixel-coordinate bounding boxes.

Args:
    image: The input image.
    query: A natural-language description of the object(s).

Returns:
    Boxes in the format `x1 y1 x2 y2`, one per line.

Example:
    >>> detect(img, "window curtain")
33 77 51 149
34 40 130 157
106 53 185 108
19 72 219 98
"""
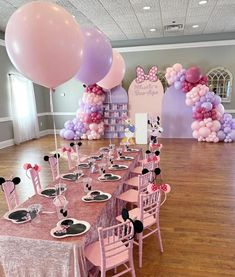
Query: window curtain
9 73 39 144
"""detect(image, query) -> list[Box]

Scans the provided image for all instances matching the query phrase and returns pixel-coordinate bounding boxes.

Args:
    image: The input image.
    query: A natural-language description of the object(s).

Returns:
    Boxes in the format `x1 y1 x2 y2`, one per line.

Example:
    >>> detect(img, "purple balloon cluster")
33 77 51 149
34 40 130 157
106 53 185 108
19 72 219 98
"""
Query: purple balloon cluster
60 84 105 140
218 114 235 142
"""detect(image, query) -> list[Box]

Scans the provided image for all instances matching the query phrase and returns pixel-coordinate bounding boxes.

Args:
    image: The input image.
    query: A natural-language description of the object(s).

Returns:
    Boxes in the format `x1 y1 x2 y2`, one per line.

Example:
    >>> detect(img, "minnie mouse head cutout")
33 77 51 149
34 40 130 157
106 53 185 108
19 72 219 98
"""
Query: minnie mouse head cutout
145 150 160 163
23 163 41 178
148 116 163 146
0 176 21 194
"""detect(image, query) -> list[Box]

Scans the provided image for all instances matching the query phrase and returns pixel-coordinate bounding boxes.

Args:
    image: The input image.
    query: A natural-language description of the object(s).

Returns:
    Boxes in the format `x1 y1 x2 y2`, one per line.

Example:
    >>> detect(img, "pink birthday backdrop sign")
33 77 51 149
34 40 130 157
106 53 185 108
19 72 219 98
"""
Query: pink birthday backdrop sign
128 66 164 123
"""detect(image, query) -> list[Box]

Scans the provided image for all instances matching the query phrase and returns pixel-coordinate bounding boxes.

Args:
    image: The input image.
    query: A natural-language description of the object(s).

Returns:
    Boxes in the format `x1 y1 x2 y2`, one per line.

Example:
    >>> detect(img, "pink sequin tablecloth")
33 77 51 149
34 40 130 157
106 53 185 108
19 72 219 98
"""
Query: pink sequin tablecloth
0 150 141 277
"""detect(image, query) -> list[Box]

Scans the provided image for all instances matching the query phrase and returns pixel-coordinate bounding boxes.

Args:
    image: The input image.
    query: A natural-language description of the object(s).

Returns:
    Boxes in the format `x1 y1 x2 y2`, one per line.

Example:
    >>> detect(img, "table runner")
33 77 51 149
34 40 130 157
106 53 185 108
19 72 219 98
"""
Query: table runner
0 150 141 277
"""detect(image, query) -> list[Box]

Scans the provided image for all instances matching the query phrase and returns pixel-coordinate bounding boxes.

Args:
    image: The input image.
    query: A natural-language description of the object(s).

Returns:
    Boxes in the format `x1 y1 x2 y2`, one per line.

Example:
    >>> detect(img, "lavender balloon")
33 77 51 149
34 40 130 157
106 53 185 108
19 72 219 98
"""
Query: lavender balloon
75 27 113 85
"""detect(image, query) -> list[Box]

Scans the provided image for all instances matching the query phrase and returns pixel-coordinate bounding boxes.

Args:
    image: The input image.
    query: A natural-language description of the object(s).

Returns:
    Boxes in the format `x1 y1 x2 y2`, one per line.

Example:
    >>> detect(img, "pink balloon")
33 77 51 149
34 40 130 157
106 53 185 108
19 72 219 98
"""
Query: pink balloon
211 120 221 132
5 2 83 88
185 67 201 84
198 127 211 137
97 50 126 89
192 130 199 139
191 121 200 131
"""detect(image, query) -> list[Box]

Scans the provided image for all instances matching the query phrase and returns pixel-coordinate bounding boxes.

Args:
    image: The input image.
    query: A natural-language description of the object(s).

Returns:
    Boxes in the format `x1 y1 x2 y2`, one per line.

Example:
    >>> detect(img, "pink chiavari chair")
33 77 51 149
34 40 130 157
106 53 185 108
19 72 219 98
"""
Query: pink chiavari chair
116 172 151 207
62 147 73 170
85 221 136 277
44 154 60 181
116 191 163 268
28 168 42 194
131 160 157 176
0 177 21 211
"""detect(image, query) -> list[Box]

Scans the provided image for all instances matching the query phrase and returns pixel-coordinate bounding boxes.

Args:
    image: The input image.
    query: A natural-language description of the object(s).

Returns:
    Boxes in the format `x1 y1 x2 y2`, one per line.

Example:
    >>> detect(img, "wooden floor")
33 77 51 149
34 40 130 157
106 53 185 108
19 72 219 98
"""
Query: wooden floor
1 136 235 277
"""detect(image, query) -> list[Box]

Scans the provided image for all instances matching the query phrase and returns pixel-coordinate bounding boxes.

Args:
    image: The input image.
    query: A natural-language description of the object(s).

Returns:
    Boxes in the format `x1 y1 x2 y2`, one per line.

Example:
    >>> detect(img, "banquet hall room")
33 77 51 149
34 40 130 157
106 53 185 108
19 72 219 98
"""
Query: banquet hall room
1 0 235 277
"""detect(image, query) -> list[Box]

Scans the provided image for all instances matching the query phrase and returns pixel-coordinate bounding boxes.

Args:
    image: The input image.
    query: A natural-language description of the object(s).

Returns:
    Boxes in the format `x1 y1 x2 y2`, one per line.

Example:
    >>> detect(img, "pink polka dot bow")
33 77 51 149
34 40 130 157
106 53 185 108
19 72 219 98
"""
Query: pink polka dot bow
136 66 158 83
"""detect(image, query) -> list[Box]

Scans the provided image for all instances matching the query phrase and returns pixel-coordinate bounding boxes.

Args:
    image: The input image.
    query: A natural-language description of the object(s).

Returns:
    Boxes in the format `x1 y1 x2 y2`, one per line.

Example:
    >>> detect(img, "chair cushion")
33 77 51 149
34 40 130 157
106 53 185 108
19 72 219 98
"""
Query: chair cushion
116 208 156 228
131 166 142 175
125 176 139 188
85 237 129 269
116 189 138 203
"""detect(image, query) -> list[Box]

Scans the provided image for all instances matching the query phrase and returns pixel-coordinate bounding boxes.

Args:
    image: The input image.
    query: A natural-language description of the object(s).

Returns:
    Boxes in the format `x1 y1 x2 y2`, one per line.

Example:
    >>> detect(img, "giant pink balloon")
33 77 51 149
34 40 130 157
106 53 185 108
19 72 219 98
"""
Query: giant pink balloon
97 50 126 89
185 67 201 84
5 1 83 88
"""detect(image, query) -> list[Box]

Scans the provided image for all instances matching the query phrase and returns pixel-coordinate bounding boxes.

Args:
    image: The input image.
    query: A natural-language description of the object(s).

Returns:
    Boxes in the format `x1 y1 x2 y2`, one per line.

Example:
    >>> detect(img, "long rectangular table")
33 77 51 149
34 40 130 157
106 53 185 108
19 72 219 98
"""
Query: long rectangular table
0 150 141 277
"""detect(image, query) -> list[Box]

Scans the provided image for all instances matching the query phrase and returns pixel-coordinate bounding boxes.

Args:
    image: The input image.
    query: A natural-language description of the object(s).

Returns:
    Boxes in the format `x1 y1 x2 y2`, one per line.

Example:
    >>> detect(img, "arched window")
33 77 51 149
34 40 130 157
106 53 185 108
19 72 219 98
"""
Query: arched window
207 67 232 102
158 71 168 92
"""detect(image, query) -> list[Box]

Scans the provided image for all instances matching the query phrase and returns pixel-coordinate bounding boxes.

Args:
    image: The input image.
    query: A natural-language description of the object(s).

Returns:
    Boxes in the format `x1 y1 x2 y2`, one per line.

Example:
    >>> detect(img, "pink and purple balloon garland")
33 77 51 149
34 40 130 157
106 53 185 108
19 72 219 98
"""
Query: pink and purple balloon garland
165 64 235 143
60 84 105 140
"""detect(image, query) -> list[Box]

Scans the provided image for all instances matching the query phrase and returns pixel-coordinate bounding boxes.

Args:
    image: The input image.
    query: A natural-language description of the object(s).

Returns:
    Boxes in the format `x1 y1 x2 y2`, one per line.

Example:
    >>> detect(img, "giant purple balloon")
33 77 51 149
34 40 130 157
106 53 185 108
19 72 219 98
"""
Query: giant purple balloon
75 27 112 85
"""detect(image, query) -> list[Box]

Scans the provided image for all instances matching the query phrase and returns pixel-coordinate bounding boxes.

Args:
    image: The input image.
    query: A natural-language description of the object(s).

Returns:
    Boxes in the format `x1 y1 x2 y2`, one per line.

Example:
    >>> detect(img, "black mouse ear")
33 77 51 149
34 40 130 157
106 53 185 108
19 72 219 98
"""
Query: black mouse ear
142 168 149 175
83 84 86 88
122 209 129 221
0 177 6 185
157 116 160 121
12 177 21 185
78 142 82 147
155 150 160 156
133 220 143 233
70 142 74 147
44 155 49 161
146 150 151 154
54 153 60 159
147 119 151 125
154 168 161 175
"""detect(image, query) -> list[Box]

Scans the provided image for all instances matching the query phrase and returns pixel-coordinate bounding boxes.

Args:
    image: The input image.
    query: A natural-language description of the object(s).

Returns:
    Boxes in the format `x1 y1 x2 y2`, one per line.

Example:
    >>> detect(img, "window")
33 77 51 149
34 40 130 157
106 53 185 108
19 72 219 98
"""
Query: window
158 71 168 92
207 67 232 102
9 73 39 144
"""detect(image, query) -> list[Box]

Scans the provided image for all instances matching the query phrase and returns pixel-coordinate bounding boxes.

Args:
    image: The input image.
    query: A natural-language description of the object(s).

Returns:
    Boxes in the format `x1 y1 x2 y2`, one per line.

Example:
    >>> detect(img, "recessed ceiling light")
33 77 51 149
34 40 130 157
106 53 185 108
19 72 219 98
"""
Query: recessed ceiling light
199 0 207 5
150 28 156 32
72 15 75 18
143 6 151 10
192 24 199 28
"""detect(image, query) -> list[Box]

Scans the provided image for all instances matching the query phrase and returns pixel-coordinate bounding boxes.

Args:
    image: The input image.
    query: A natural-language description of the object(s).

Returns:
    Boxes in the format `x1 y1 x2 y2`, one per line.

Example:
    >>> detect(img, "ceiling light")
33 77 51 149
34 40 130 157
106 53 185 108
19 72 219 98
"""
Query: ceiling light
72 15 75 18
143 6 150 10
150 28 156 32
199 0 207 5
192 24 199 28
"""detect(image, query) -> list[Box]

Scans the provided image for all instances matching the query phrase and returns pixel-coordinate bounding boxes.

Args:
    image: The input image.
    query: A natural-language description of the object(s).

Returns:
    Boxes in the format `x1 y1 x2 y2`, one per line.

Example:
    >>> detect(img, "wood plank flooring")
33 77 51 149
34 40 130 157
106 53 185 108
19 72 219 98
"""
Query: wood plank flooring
0 136 235 277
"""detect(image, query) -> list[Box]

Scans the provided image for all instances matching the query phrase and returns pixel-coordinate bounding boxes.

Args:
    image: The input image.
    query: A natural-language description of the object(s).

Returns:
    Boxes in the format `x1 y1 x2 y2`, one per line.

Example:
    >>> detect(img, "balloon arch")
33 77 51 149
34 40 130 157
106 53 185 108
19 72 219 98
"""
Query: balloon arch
165 64 235 143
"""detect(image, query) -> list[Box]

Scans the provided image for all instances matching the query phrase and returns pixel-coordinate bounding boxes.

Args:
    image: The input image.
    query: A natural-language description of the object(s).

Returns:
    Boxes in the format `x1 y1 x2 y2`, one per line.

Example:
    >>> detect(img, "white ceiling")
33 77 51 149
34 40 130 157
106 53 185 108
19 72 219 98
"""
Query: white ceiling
0 0 235 42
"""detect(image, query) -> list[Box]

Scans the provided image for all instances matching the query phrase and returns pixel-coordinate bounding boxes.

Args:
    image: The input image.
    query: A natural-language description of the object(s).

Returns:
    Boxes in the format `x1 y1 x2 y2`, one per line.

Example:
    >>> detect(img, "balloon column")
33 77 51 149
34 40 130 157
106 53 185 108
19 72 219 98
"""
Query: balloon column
60 84 105 140
165 64 235 143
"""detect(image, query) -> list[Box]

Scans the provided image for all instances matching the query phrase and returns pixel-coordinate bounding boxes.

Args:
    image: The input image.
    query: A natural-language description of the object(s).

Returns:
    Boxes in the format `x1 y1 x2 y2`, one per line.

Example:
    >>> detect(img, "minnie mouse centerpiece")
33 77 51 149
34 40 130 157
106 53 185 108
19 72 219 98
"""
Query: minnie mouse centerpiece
147 115 163 152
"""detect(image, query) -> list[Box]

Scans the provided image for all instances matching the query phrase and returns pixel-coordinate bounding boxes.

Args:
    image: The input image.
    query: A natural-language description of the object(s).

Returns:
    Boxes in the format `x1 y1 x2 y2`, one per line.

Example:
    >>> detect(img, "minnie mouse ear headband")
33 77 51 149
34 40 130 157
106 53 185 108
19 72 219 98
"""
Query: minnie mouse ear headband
70 142 82 147
0 176 21 193
146 150 160 156
122 208 143 239
44 153 60 162
23 163 41 172
142 167 161 176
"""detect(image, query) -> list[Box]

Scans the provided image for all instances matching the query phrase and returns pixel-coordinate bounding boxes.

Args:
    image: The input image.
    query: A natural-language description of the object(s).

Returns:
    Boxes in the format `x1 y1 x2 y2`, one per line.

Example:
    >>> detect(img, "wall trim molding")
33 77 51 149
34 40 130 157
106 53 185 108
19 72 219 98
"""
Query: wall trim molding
115 39 235 53
37 112 76 116
0 117 12 122
0 39 5 46
225 109 235 113
0 139 14 149
39 129 60 137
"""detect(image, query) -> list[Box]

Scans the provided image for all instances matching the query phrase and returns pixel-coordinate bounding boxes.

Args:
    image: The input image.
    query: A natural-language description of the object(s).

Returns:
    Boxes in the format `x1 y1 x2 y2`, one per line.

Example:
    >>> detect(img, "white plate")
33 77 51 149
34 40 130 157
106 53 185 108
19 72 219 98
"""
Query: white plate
108 164 129 171
50 218 90 238
82 190 112 203
77 163 90 169
117 156 134 161
98 174 121 182
124 148 139 153
38 186 67 198
61 173 84 181
4 208 30 224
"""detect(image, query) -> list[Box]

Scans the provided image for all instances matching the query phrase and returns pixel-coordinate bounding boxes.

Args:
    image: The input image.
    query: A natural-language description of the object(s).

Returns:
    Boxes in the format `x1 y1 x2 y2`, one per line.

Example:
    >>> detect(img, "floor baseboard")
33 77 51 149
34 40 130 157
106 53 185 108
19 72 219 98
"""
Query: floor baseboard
0 139 14 149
